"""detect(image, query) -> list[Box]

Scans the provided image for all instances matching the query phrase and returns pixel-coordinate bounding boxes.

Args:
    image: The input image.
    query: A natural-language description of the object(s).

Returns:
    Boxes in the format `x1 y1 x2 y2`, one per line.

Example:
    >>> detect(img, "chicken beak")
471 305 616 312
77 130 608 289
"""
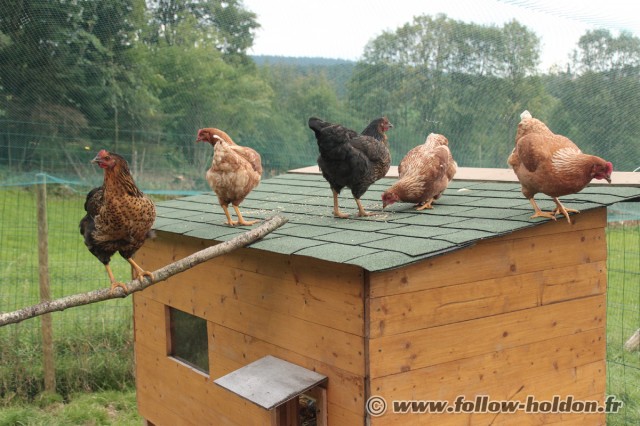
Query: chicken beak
606 176 612 184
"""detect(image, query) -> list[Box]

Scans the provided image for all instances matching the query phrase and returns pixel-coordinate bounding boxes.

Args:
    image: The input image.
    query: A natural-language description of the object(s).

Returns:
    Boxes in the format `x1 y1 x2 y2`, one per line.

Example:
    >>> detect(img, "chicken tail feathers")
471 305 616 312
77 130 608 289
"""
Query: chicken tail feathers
308 117 330 133
520 110 532 120
309 117 354 156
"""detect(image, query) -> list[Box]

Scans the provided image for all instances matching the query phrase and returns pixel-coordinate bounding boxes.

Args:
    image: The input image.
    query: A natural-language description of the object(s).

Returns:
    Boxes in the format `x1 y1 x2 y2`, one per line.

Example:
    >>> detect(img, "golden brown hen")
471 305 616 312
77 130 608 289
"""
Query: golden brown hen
508 110 613 223
382 133 457 210
80 150 156 294
196 128 262 226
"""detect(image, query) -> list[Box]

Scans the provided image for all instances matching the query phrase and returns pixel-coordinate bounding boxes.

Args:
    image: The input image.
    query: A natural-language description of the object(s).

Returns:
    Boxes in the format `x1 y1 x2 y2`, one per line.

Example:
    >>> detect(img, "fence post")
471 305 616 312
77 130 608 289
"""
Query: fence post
36 173 56 393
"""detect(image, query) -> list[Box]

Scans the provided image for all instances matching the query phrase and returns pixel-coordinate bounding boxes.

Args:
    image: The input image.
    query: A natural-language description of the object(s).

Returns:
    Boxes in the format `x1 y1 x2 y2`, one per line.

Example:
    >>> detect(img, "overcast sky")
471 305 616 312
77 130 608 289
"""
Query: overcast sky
241 0 639 71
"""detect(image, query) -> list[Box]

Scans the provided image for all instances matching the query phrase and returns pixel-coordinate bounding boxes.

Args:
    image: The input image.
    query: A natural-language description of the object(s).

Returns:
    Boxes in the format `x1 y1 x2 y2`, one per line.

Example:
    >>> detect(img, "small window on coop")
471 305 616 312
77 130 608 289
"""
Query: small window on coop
168 307 209 373
214 355 327 426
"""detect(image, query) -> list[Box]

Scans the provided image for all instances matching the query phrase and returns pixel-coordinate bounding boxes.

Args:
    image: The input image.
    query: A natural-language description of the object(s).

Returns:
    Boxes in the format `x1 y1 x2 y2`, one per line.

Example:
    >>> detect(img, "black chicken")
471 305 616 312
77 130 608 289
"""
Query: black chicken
308 117 393 218
80 150 156 294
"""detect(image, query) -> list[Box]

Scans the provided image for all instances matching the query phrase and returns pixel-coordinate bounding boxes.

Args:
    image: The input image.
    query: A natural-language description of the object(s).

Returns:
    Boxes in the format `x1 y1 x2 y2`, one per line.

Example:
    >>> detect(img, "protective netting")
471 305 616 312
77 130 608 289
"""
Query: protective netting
2 0 640 190
0 0 639 420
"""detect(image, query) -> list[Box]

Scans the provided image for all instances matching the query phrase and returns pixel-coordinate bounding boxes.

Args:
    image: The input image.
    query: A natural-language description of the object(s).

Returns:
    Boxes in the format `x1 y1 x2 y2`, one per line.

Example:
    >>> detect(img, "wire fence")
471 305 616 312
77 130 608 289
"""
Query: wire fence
0 177 137 401
0 170 639 421
1 0 640 422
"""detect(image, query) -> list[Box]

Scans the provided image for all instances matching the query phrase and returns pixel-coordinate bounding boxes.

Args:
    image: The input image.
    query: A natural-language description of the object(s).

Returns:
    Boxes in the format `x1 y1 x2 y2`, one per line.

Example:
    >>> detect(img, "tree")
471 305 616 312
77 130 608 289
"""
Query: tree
572 29 640 76
0 0 144 168
352 14 547 167
145 0 259 62
545 29 640 170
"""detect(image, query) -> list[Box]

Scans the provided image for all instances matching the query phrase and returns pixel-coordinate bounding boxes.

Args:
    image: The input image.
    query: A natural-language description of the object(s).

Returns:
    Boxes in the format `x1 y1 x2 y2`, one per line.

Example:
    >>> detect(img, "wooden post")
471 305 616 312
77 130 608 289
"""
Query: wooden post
36 174 56 393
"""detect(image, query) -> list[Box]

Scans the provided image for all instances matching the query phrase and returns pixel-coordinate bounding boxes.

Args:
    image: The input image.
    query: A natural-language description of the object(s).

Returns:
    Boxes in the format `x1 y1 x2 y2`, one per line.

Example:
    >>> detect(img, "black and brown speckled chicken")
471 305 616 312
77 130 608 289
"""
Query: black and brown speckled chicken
80 150 156 294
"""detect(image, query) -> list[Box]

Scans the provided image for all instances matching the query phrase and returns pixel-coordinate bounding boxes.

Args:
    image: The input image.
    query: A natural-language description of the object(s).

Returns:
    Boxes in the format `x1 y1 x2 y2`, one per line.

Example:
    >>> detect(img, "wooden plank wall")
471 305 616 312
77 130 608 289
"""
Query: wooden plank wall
367 208 608 425
134 234 367 425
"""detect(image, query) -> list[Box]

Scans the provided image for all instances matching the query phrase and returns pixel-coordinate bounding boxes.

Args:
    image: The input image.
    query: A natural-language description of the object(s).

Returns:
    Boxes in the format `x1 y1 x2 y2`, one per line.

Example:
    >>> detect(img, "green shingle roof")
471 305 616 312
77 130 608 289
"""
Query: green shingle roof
152 172 640 272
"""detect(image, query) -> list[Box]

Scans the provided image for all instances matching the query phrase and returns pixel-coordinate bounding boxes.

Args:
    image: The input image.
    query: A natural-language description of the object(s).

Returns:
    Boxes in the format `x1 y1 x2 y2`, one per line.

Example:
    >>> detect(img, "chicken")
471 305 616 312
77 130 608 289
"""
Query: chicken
508 110 613 223
308 117 393 218
80 150 156 294
196 127 262 226
382 133 457 210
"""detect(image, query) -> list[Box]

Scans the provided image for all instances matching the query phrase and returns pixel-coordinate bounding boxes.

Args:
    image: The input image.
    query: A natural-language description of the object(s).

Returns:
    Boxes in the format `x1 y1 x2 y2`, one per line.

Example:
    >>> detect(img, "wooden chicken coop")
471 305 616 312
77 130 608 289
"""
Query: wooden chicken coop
133 167 640 425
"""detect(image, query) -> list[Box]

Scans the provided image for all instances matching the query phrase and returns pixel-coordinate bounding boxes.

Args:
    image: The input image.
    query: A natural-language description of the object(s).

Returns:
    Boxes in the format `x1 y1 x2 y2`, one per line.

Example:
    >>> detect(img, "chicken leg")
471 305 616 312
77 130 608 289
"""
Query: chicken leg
552 197 579 224
233 205 258 226
104 258 153 295
221 204 258 226
332 190 350 218
354 198 374 217
128 258 154 283
528 198 557 221
104 264 129 295
415 199 435 211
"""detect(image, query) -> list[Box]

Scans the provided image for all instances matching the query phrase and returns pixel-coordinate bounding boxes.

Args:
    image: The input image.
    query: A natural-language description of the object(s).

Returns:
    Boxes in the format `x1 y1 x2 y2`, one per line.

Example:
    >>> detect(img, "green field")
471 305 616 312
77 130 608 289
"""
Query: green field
0 186 136 406
606 224 640 425
0 390 141 425
0 186 639 424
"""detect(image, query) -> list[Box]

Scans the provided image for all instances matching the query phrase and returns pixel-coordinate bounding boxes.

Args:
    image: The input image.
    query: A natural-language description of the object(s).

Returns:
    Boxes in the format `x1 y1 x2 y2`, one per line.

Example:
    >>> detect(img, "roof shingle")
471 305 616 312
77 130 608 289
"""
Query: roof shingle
152 172 640 272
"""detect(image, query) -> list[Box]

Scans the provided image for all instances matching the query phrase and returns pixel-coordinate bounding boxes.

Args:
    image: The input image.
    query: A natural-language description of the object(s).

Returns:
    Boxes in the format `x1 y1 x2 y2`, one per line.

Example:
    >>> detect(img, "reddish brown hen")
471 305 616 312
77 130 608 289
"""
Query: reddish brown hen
508 110 612 223
382 133 457 210
80 150 156 294
196 127 262 226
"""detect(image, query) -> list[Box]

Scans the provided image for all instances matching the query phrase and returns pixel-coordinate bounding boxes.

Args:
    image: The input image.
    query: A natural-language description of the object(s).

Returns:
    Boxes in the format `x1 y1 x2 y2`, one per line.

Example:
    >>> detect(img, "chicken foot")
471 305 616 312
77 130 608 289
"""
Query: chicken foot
528 198 558 221
104 264 129 295
354 198 375 217
105 258 154 295
331 190 375 218
331 190 350 218
221 204 258 226
415 199 435 211
552 197 579 224
128 258 154 283
233 205 259 226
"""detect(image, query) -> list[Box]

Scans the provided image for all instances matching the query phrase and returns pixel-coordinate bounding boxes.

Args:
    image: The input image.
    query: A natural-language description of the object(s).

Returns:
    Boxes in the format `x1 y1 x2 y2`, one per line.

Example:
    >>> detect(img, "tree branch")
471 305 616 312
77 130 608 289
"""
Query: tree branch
0 215 288 327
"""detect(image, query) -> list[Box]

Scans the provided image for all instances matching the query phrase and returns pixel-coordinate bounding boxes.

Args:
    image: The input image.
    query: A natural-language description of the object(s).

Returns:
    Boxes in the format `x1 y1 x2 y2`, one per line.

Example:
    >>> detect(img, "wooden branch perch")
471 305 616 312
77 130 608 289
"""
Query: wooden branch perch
0 215 288 327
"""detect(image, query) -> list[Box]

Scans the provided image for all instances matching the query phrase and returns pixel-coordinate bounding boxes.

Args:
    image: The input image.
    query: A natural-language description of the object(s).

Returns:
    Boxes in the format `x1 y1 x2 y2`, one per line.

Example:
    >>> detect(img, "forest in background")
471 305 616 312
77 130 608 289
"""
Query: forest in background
1 0 640 191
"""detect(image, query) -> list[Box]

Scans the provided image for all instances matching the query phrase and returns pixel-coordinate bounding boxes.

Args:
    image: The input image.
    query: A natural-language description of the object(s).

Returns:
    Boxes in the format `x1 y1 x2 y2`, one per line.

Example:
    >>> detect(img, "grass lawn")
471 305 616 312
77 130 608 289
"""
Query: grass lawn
0 186 136 402
606 224 640 425
0 389 142 425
